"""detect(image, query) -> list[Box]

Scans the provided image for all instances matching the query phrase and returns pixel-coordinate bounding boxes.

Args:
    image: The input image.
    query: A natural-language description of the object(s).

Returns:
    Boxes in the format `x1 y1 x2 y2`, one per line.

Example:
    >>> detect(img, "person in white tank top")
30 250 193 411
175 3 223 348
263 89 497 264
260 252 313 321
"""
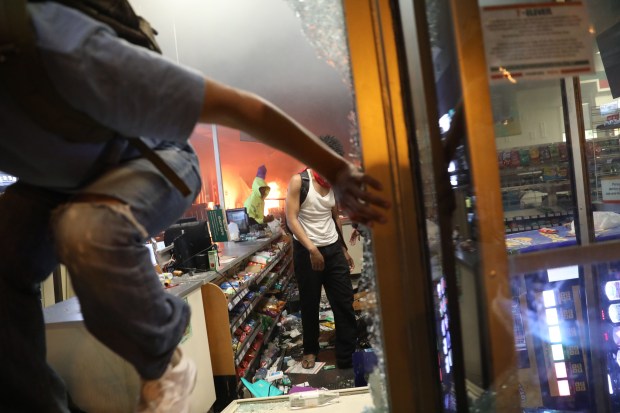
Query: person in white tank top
285 135 357 370
294 171 339 247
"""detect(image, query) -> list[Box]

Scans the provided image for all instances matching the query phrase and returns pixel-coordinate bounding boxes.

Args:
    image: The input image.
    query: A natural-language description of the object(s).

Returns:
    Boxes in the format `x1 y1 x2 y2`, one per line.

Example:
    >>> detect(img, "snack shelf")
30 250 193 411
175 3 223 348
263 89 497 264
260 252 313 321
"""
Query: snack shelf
226 243 290 310
230 291 265 334
201 232 294 408
229 254 293 333
235 323 263 365
241 313 281 382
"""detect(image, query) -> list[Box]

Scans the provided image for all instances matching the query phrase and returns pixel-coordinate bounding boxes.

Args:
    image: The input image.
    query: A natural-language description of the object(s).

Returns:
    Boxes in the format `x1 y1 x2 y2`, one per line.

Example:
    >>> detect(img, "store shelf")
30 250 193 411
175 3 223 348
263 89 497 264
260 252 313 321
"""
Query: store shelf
272 255 293 278
228 290 250 311
269 269 294 295
587 134 620 143
593 170 620 178
589 107 620 204
202 232 293 407
504 215 573 234
498 141 574 234
226 243 291 310
230 293 263 334
498 105 620 227
241 314 280 382
589 153 620 162
500 161 568 177
235 324 262 365
596 122 620 131
229 254 293 333
501 181 571 193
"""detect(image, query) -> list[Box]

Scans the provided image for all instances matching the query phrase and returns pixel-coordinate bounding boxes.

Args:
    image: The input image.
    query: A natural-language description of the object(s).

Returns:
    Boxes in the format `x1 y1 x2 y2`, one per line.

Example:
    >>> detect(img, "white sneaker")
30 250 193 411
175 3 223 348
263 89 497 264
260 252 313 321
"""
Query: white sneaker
136 348 197 413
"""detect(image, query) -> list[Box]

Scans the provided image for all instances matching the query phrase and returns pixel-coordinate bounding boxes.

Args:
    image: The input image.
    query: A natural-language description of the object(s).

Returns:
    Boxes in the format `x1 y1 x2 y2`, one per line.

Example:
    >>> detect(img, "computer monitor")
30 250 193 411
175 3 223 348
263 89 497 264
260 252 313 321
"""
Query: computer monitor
226 207 250 234
163 220 212 270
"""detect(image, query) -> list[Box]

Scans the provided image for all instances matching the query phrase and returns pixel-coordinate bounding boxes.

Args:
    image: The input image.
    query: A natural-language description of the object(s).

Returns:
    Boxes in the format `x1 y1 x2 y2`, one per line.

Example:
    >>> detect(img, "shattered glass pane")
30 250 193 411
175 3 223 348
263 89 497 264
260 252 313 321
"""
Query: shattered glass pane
283 1 387 410
282 0 352 90
282 0 361 161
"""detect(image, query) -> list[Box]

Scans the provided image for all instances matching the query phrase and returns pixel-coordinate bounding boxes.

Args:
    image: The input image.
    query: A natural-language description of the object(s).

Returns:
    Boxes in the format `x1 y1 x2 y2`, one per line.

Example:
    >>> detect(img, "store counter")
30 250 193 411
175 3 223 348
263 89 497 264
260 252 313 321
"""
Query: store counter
44 277 214 413
173 230 284 283
505 225 620 254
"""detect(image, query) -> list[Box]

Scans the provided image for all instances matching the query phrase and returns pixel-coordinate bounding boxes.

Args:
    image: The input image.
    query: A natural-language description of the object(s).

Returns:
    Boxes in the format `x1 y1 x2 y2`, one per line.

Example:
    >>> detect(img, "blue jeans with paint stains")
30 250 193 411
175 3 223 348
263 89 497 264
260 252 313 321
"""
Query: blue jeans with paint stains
0 147 201 412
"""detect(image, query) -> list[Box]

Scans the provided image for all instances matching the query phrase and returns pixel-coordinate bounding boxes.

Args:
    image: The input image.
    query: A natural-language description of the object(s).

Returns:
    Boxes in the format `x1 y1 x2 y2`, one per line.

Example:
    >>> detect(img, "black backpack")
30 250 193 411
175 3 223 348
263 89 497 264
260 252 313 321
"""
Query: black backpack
0 0 190 195
299 169 310 205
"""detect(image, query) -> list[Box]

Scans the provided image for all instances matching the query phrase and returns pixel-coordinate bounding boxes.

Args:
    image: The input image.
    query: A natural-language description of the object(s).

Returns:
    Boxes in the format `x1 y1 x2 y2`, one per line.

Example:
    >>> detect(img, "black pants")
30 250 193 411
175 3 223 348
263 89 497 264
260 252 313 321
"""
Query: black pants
293 240 356 366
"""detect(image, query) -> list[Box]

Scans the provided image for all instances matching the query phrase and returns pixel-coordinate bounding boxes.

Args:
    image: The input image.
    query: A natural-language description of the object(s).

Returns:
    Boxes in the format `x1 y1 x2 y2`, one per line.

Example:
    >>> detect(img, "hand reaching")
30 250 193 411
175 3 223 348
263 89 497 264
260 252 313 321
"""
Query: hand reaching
331 163 390 226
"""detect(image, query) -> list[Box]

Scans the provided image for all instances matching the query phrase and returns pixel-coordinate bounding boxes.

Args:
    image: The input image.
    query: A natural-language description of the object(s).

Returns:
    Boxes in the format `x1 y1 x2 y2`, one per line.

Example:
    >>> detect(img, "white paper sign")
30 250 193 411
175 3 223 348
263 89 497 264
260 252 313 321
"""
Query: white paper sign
601 177 620 203
481 2 594 83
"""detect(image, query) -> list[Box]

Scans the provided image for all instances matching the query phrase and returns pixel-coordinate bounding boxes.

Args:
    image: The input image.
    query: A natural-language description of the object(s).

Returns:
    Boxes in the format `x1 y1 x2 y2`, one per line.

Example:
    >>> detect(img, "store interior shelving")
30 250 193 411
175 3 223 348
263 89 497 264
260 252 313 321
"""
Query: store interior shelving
201 232 294 405
588 104 620 207
497 142 573 234
497 103 620 234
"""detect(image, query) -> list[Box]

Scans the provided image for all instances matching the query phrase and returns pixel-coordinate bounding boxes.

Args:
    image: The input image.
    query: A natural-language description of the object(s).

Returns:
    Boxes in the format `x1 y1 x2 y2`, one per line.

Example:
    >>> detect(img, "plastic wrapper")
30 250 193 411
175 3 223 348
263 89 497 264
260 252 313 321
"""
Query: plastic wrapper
570 211 620 235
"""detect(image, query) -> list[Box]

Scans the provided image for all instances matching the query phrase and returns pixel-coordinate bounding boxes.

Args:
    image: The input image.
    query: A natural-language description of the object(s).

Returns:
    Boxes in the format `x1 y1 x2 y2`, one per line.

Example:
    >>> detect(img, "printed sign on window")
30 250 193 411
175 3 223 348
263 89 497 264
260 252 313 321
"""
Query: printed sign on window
481 2 594 83
602 176 620 203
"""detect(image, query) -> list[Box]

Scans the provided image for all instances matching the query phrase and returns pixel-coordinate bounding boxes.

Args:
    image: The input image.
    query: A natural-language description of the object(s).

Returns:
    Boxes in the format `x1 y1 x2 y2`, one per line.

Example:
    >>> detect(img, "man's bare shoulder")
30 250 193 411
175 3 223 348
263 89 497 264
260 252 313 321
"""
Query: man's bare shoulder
288 173 302 189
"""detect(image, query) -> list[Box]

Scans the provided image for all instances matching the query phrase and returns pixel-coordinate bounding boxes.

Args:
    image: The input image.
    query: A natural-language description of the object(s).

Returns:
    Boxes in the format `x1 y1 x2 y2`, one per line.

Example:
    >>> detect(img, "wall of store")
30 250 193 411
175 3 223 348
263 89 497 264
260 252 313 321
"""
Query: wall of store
495 83 564 150
493 52 614 152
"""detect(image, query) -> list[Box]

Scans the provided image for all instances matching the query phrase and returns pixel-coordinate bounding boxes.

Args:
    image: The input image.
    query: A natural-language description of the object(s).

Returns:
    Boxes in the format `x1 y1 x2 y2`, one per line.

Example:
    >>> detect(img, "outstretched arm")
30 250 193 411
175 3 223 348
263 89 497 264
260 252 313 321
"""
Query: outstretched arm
200 79 390 225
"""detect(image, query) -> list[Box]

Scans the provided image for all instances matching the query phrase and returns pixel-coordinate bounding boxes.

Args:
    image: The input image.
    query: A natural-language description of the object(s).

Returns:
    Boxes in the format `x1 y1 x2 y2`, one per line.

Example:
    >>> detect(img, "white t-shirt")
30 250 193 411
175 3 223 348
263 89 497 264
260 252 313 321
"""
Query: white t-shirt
294 170 339 247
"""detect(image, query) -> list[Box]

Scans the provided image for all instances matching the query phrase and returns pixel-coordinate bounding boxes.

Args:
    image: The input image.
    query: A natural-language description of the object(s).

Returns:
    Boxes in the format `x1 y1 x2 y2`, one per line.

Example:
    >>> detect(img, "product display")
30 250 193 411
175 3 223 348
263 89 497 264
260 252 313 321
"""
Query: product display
498 141 573 235
589 105 620 204
499 103 620 244
202 232 296 408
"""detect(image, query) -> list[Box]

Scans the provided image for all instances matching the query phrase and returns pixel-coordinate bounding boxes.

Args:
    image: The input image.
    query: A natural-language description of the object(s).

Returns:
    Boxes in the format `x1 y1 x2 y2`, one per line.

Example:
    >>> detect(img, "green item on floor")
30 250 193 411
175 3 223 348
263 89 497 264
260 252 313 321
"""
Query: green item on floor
323 365 336 370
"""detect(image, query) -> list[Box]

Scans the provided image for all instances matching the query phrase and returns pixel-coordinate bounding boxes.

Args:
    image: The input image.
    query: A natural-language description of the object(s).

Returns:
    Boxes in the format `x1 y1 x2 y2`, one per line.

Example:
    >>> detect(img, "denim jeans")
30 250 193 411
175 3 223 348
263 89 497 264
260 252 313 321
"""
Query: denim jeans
0 147 201 412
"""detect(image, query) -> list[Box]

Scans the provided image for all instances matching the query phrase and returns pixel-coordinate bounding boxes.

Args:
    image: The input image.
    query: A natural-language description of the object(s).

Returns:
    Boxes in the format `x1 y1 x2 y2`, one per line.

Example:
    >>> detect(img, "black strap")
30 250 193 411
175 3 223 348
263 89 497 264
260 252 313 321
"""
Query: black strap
29 0 161 53
302 169 347 251
129 138 191 196
299 169 310 205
